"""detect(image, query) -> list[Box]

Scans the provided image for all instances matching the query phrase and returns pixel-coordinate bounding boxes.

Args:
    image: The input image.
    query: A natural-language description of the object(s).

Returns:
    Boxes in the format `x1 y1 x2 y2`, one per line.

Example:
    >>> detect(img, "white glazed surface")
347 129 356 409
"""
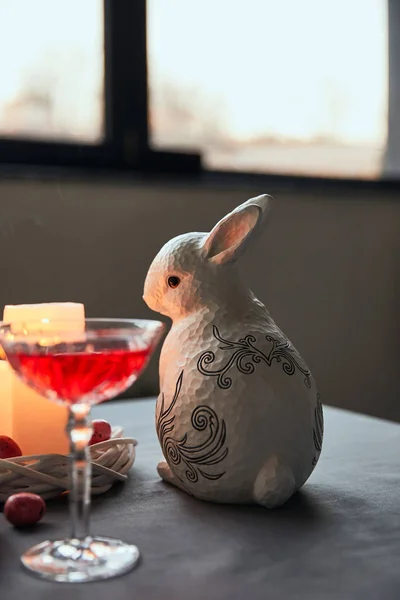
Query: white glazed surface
144 195 323 507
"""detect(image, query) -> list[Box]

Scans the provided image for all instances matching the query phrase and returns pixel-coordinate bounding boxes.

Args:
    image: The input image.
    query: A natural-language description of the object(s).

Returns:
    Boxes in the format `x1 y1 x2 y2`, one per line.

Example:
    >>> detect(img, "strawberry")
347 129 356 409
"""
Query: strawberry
0 435 22 459
4 493 46 527
89 419 112 446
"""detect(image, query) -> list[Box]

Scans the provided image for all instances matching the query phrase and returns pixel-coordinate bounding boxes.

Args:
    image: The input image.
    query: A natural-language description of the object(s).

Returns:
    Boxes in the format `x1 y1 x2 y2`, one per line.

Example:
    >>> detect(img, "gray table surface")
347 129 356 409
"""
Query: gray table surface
1 399 399 600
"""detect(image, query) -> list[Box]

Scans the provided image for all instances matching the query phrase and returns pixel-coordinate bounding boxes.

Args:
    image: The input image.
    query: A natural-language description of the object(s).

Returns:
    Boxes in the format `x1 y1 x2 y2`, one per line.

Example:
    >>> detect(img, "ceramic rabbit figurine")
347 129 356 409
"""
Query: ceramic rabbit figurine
143 195 323 507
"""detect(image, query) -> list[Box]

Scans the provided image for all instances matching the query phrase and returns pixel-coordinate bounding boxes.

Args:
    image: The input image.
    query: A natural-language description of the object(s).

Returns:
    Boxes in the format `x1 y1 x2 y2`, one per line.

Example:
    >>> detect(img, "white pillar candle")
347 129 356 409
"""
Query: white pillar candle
2 302 85 456
0 360 12 436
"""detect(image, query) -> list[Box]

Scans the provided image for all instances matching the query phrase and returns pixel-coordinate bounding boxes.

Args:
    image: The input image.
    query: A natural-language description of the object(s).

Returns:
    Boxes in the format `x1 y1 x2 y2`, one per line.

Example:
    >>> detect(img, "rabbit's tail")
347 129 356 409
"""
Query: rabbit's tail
253 455 296 508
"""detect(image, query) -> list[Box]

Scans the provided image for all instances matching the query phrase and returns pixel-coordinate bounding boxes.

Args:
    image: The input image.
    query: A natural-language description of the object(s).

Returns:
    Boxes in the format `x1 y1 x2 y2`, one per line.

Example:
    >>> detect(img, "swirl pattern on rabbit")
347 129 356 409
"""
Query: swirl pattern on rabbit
156 370 229 484
144 195 323 507
197 325 312 389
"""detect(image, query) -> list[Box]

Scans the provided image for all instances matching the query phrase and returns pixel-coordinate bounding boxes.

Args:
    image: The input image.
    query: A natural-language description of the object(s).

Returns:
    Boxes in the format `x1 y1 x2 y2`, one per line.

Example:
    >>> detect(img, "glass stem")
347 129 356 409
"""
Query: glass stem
67 404 93 541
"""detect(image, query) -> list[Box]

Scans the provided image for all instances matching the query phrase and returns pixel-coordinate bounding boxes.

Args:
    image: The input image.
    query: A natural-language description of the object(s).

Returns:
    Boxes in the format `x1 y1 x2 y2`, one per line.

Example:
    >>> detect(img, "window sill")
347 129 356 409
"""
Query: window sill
0 161 399 195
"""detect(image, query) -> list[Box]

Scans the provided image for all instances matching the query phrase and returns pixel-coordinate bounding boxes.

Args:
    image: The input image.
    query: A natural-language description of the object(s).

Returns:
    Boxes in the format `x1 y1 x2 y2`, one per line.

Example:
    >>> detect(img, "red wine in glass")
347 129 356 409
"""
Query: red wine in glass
0 318 164 584
6 347 151 405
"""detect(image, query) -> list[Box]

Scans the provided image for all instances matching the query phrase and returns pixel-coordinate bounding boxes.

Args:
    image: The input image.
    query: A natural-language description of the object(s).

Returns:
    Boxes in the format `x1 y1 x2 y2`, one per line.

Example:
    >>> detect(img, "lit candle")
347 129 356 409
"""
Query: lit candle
2 303 85 456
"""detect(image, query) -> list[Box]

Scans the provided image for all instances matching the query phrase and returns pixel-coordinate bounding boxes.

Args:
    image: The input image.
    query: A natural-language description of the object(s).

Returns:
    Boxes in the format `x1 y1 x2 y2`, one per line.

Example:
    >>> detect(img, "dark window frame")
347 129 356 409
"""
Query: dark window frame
0 0 396 188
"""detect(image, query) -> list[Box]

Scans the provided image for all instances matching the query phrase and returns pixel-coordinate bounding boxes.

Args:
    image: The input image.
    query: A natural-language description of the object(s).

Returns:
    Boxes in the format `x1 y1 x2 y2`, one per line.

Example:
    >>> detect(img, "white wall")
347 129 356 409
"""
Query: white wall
0 177 399 421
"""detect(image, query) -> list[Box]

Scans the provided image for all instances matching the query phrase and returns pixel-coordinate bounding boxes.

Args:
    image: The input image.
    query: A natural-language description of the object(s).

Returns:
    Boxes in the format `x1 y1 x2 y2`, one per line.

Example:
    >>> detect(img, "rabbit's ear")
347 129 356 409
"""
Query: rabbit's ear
203 194 272 265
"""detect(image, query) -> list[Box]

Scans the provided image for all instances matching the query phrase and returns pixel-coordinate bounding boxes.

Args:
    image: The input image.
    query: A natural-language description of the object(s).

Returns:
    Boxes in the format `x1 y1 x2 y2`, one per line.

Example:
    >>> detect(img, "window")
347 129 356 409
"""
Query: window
0 0 104 144
0 0 392 181
148 0 388 180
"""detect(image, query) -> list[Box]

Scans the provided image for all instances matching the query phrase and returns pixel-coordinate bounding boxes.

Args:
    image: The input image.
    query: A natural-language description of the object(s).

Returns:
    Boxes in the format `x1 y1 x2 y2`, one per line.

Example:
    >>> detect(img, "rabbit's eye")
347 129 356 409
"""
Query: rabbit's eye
167 276 181 289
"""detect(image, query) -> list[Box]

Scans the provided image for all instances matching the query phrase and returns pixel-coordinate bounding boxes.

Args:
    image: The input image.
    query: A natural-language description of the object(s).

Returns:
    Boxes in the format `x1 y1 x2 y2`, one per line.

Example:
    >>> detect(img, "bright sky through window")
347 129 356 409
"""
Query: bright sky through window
0 0 104 143
148 0 387 178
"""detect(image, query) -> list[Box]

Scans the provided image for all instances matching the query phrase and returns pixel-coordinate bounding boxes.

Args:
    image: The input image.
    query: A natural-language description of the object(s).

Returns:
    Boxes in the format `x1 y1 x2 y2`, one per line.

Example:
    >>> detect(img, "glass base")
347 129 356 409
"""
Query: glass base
21 536 140 583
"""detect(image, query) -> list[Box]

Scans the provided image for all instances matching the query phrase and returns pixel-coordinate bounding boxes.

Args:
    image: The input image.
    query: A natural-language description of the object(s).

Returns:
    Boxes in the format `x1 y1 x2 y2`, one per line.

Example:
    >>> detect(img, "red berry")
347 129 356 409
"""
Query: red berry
88 419 112 446
0 435 22 459
4 493 46 527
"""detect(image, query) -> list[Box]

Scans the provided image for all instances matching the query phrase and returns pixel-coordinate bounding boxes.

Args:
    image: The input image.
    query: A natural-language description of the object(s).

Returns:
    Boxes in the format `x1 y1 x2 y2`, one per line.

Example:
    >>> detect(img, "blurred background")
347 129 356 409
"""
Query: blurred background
0 1 398 421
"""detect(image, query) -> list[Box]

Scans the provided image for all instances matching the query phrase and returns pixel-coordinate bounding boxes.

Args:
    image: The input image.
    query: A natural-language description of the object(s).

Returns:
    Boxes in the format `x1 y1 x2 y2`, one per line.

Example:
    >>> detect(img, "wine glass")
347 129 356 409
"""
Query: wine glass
0 318 164 583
